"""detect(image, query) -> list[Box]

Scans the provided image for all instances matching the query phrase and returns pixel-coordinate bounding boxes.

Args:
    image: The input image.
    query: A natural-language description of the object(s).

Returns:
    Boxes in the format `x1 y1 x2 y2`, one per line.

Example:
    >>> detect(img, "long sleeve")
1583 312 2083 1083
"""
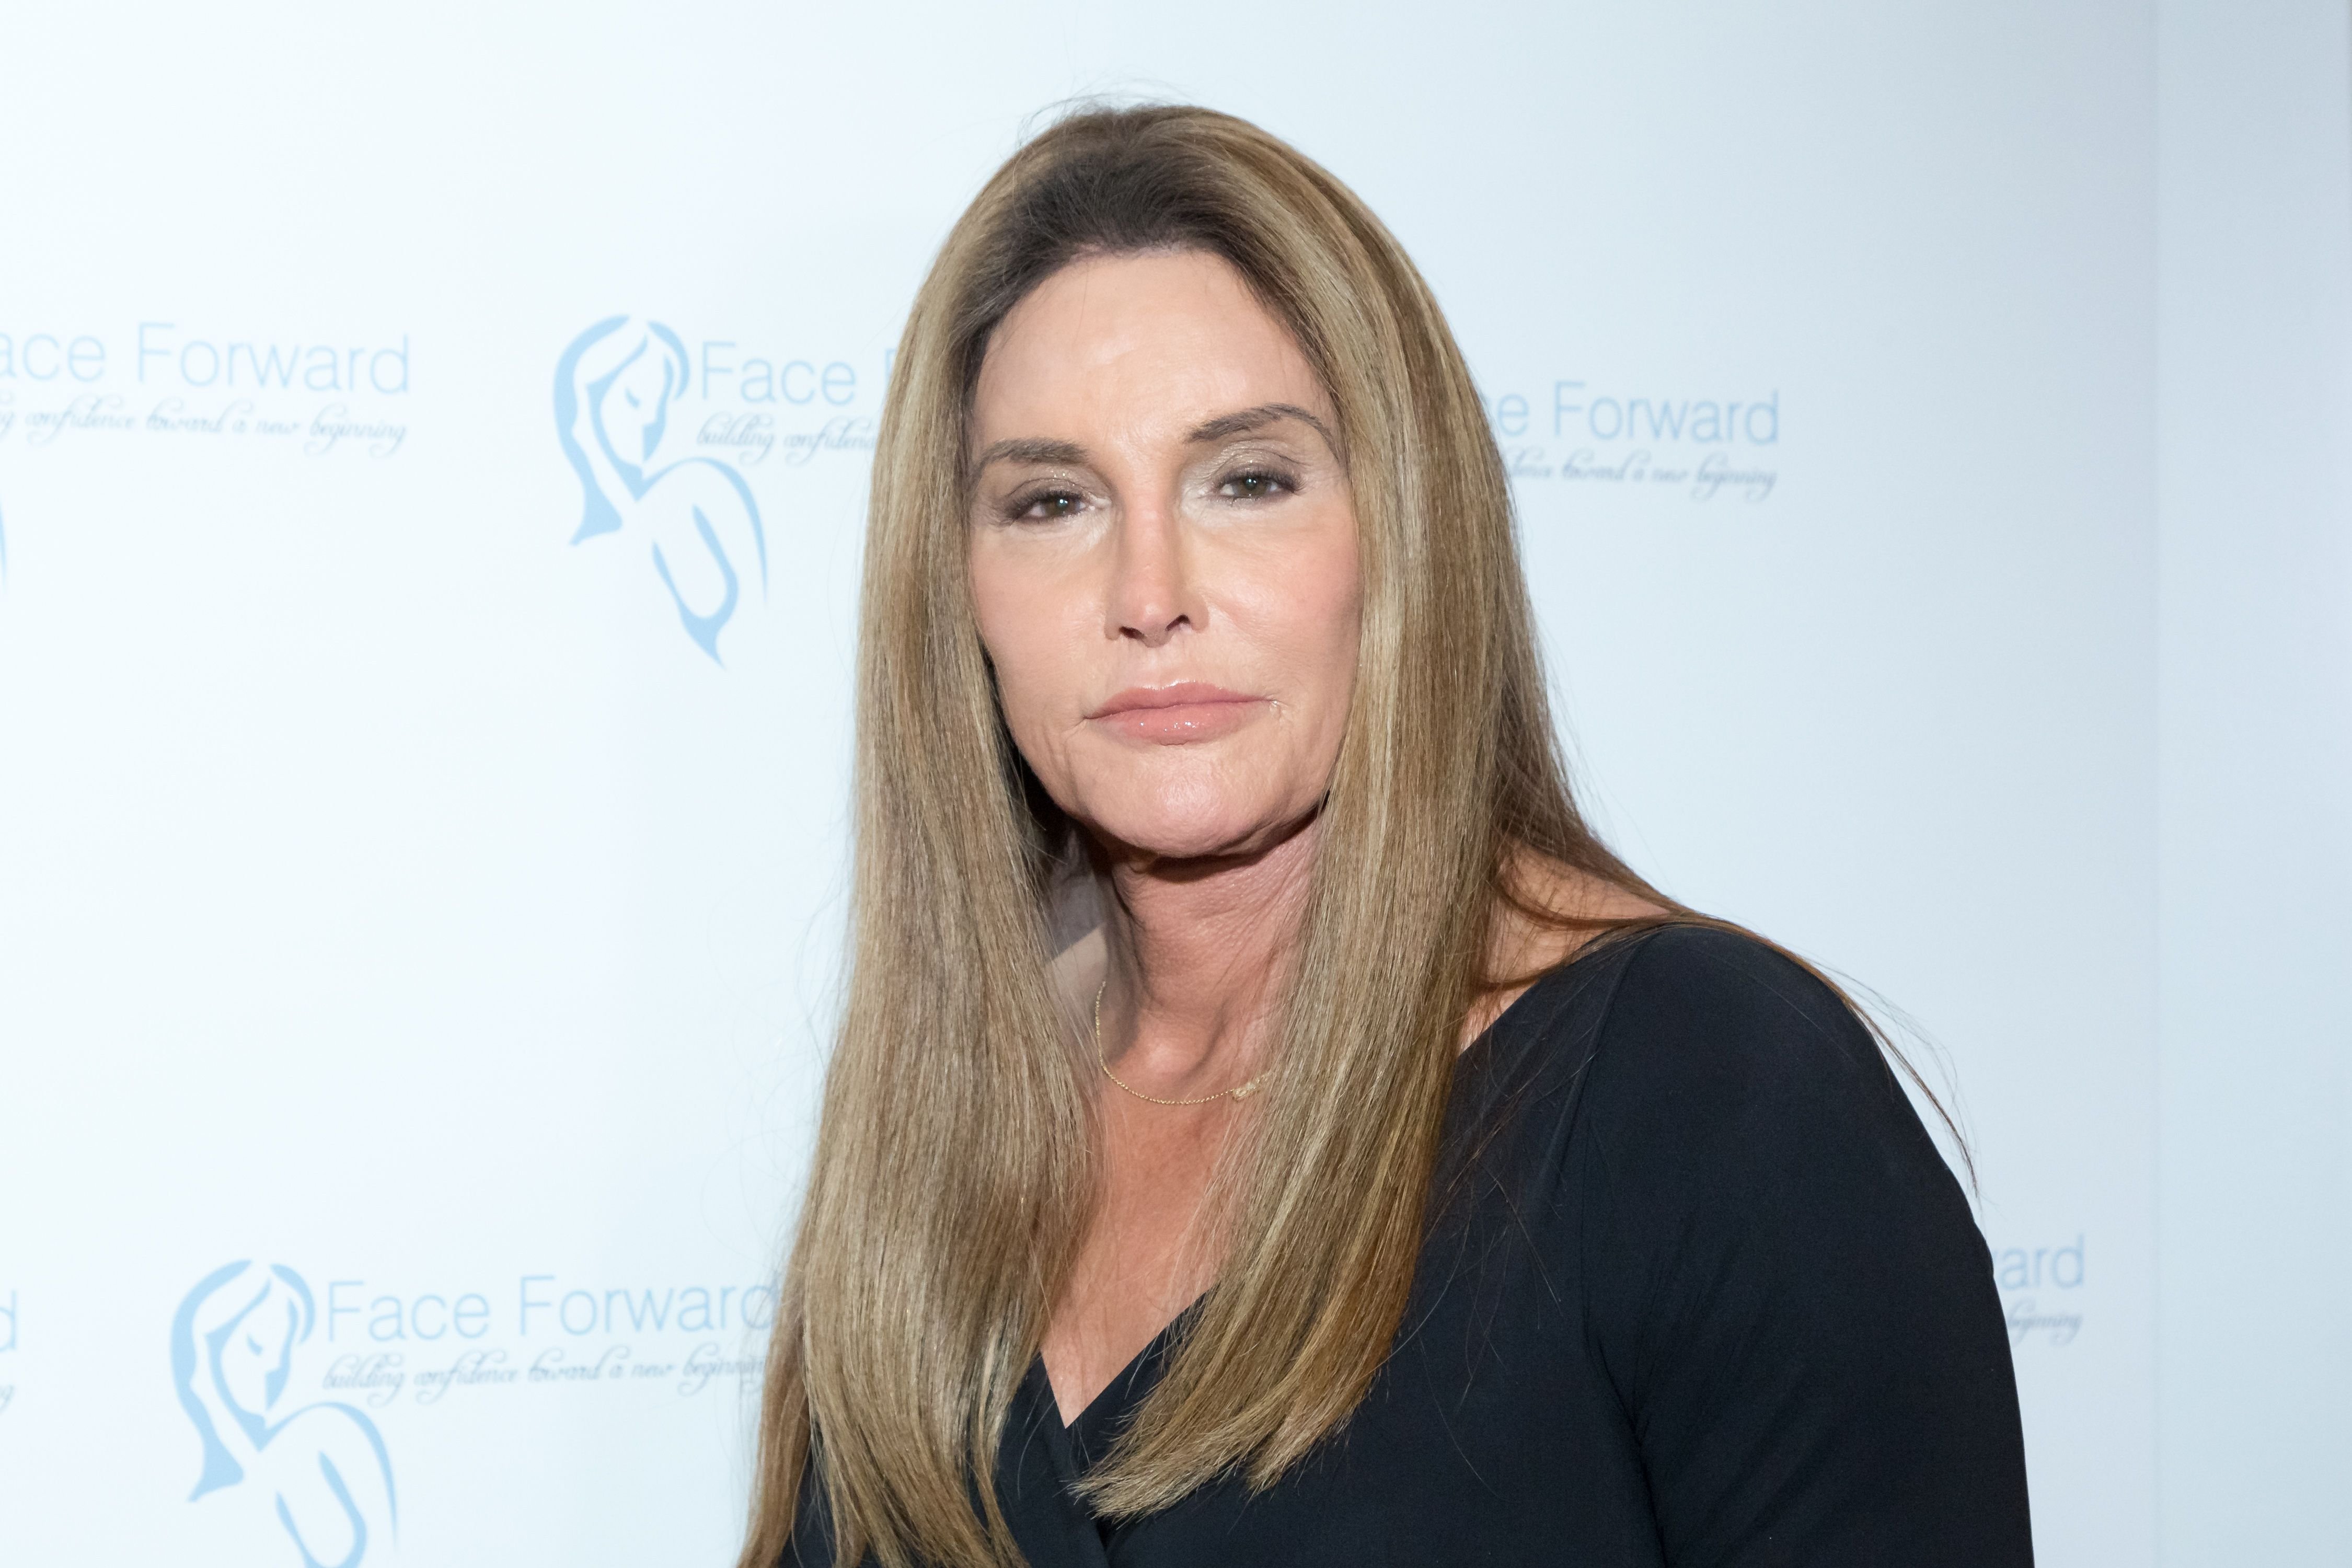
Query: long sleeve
1572 928 2032 1565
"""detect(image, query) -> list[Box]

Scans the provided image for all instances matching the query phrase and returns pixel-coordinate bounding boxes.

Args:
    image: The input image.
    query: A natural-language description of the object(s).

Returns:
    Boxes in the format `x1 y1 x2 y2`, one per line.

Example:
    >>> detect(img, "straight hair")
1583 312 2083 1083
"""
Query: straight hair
739 103 1956 1568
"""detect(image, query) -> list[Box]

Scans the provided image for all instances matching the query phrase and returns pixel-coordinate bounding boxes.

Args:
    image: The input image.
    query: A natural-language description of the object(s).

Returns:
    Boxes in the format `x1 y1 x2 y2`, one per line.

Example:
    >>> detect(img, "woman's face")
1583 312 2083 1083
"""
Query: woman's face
600 337 676 462
215 1288 294 1415
968 250 1362 862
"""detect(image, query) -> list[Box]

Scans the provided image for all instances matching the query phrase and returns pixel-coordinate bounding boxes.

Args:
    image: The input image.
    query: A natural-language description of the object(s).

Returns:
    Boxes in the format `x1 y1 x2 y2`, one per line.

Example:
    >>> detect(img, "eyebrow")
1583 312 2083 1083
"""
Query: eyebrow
971 435 1090 470
969 403 1340 475
1185 402 1336 449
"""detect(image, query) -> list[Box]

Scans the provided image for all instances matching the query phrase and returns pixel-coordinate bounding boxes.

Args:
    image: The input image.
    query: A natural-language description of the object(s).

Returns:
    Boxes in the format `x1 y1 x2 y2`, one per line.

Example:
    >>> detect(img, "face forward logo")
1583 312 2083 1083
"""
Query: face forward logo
556 316 769 663
172 1262 398 1567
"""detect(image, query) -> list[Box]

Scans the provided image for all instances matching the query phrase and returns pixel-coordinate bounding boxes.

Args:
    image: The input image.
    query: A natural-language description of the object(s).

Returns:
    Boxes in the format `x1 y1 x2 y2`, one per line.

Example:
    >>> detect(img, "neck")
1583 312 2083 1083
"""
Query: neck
1093 815 1319 1089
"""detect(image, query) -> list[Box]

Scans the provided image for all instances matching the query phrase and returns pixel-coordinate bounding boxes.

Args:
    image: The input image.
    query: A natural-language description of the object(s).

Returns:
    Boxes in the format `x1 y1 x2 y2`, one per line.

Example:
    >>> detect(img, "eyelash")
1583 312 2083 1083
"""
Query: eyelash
1218 467 1296 501
1005 487 1086 522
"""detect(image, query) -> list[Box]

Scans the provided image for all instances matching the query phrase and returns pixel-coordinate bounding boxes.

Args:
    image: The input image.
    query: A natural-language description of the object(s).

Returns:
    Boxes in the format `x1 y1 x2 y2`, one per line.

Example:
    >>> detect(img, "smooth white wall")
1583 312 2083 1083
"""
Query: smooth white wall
2157 3 2352 1560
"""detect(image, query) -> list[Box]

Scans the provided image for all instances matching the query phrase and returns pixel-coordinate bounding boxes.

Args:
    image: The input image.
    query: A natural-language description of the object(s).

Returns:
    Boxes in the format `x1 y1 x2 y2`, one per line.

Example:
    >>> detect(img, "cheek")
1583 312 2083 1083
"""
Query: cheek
971 547 1082 753
1229 515 1363 702
1309 537 1365 668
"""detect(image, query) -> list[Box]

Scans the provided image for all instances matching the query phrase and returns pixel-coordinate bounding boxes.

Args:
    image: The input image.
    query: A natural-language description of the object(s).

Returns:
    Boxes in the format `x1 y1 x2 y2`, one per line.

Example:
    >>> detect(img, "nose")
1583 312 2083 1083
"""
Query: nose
1105 493 1205 648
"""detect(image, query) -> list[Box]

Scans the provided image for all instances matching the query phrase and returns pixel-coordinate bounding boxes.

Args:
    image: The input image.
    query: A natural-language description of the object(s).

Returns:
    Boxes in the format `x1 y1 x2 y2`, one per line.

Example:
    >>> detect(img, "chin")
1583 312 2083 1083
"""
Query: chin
1109 821 1265 861
1082 786 1296 862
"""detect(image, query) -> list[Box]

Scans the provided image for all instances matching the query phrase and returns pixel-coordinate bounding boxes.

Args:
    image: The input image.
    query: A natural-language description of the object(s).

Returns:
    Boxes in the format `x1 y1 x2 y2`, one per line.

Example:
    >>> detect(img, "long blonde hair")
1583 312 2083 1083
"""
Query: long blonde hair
740 104 1945 1568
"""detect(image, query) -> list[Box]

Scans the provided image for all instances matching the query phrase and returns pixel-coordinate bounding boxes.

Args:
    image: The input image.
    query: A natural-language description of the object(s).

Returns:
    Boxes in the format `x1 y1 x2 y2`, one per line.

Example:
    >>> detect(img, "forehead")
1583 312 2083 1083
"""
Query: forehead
970 250 1330 442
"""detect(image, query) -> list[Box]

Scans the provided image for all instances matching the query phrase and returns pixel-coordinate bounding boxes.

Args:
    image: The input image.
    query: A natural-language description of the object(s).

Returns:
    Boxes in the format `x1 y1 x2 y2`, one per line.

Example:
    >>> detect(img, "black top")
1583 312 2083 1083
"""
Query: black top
791 926 2033 1566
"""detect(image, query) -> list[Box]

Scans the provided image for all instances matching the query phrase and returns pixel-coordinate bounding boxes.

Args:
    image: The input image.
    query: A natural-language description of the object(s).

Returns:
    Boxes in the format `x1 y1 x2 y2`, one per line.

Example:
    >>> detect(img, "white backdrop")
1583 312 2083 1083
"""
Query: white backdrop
0 4 2343 1565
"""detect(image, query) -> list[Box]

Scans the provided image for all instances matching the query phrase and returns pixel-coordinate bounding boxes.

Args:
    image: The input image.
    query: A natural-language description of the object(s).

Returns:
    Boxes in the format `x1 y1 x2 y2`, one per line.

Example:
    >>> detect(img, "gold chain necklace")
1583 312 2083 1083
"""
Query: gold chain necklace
1092 979 1267 1106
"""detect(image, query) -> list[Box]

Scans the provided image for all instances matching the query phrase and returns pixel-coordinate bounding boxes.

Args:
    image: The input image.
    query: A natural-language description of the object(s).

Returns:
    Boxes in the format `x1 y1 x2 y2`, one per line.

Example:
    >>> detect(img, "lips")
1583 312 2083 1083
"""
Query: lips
1086 682 1266 744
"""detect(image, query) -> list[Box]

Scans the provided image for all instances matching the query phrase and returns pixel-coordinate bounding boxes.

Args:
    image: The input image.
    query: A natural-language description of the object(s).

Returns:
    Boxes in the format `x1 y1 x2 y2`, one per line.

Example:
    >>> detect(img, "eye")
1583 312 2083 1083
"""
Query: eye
1011 488 1086 522
1219 469 1292 501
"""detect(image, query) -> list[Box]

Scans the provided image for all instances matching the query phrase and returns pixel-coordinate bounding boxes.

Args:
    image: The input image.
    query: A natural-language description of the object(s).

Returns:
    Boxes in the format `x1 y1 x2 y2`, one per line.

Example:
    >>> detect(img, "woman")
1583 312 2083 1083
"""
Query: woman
555 314 767 662
744 106 2031 1567
172 1261 398 1567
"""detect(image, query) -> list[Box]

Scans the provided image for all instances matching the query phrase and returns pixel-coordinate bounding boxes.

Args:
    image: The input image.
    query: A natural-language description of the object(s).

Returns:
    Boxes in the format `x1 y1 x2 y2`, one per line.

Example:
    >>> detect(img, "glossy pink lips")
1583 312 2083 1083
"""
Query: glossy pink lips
1086 682 1266 744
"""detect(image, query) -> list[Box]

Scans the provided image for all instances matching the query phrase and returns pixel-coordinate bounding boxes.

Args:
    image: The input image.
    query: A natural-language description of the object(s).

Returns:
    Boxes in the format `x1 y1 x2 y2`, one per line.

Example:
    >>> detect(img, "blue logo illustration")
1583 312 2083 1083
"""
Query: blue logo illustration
556 316 768 663
172 1262 398 1567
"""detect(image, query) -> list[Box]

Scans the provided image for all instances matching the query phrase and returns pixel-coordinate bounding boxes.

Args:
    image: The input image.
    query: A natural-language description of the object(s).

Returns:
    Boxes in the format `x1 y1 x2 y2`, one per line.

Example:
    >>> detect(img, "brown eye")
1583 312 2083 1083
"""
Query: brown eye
1015 489 1084 521
1220 470 1290 501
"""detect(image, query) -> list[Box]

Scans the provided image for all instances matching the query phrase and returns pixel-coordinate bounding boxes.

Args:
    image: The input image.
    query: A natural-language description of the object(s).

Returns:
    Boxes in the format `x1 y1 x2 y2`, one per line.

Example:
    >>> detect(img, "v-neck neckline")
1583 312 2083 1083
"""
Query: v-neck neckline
1042 1293 1202 1457
1030 941 1615 1457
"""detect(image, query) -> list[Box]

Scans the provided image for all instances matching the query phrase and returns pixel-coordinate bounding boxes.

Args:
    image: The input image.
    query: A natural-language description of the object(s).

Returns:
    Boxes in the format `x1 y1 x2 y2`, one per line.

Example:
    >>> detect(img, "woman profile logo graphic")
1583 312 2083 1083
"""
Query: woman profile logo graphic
556 315 768 663
171 1262 398 1568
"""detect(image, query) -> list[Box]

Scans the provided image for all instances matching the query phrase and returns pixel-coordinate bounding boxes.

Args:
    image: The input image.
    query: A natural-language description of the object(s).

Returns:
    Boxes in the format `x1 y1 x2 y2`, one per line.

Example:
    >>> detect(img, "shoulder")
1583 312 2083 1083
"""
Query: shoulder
1594 923 1893 1089
1543 923 1959 1219
1554 924 1973 1265
1454 923 1897 1170
1454 921 1962 1226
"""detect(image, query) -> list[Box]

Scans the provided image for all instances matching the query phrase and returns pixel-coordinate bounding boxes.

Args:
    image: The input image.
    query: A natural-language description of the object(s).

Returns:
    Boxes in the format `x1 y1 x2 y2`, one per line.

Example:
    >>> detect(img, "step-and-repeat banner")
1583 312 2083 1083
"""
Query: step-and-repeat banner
2 5 2159 1564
